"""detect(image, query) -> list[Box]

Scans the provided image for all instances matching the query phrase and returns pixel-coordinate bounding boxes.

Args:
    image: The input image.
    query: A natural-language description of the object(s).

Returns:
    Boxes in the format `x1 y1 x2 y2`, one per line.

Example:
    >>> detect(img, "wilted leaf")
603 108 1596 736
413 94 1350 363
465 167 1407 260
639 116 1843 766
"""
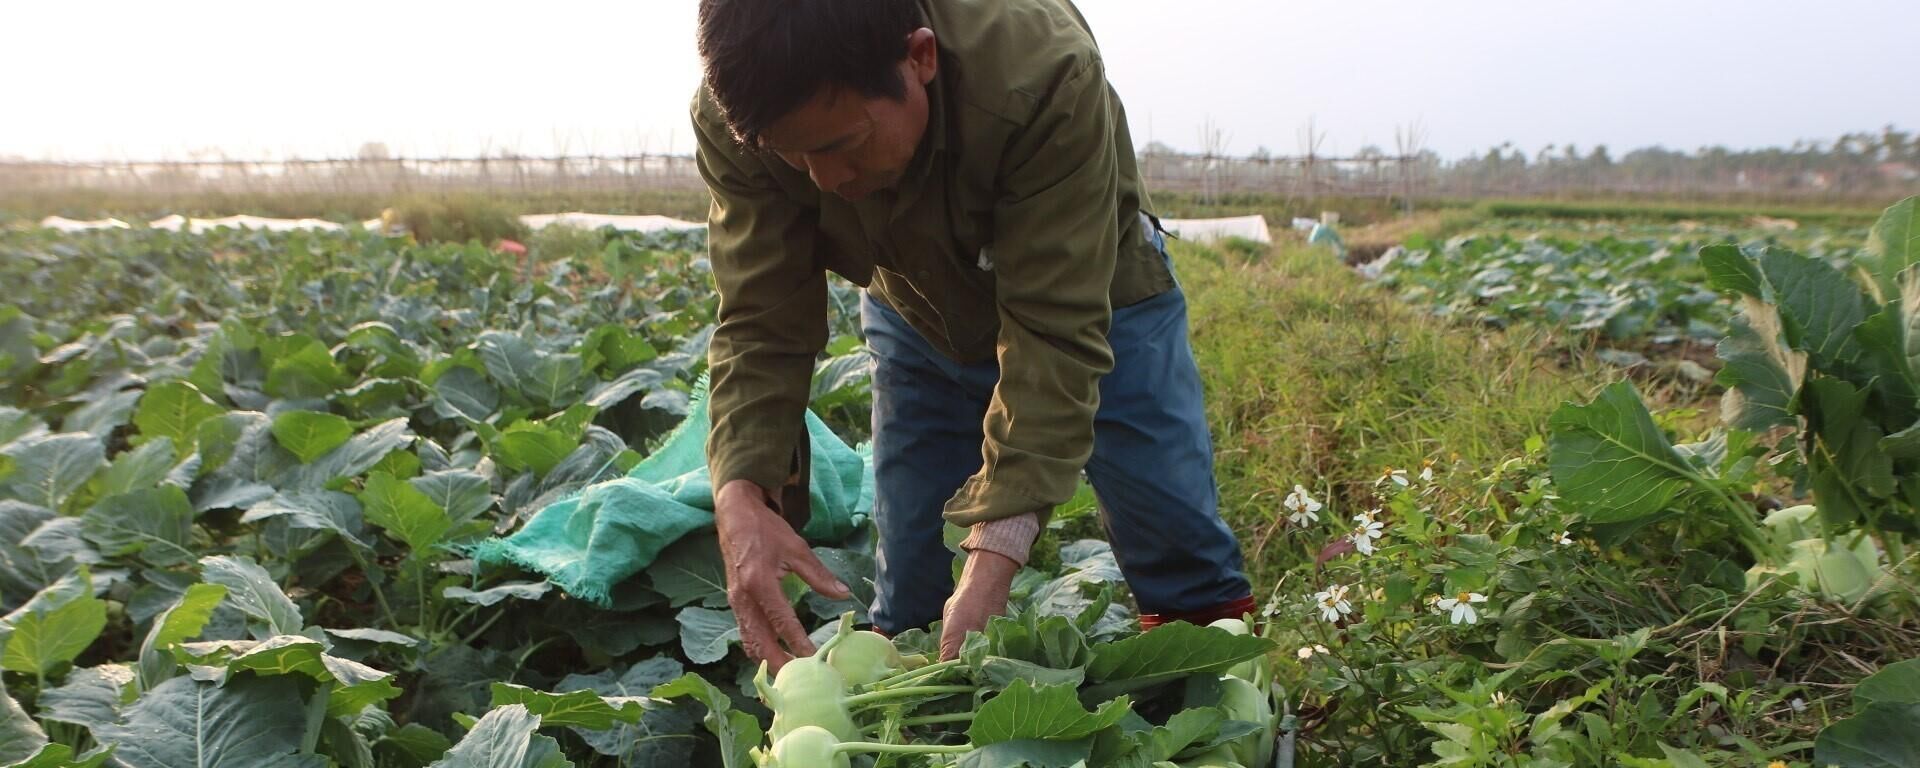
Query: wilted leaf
190 635 401 718
489 683 646 730
325 627 422 649
445 581 552 607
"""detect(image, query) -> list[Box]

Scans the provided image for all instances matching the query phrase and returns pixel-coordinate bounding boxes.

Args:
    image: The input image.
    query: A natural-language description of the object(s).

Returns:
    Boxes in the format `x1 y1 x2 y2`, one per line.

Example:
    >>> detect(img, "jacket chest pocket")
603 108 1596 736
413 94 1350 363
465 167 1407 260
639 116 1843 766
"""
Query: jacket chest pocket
948 202 996 274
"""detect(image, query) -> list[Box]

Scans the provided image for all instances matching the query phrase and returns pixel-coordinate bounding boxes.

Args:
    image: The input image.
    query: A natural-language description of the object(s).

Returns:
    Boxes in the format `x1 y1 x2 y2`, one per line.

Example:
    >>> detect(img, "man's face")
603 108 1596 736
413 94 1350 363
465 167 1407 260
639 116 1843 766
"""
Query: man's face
758 28 938 202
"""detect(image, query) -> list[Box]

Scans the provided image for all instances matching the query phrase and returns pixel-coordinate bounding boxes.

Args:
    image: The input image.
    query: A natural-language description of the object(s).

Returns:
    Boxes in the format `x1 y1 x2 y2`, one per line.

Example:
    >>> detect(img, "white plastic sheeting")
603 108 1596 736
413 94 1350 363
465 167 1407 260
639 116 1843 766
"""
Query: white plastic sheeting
1160 214 1271 245
39 216 132 232
518 212 705 233
146 215 347 234
34 210 1267 247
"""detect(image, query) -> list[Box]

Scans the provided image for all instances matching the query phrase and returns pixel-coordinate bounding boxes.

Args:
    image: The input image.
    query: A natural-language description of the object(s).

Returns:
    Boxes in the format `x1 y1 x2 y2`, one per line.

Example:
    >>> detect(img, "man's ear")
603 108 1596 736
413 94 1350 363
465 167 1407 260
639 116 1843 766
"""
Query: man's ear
905 27 938 85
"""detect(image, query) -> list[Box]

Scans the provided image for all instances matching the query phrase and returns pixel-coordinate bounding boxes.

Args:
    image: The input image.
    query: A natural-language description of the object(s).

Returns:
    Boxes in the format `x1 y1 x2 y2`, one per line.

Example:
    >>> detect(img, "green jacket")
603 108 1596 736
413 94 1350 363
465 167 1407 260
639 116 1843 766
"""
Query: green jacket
693 0 1171 527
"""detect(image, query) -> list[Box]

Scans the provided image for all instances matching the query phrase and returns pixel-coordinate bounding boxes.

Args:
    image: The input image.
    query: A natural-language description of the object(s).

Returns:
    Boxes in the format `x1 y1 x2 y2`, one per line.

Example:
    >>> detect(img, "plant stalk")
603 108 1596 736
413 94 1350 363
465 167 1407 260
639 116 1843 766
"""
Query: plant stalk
346 546 403 630
897 712 977 727
458 609 508 648
844 685 978 710
300 681 334 755
836 741 973 755
869 658 964 690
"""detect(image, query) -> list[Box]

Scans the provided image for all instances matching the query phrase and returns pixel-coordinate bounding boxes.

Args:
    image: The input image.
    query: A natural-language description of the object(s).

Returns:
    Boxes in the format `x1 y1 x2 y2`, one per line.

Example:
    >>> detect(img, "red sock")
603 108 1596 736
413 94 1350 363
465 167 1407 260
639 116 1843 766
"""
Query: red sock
1138 595 1258 632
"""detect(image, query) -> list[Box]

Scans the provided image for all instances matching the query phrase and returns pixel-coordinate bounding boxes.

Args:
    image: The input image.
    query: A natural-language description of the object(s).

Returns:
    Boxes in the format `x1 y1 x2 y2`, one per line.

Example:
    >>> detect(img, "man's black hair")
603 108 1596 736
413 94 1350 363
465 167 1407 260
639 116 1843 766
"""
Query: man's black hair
697 0 926 146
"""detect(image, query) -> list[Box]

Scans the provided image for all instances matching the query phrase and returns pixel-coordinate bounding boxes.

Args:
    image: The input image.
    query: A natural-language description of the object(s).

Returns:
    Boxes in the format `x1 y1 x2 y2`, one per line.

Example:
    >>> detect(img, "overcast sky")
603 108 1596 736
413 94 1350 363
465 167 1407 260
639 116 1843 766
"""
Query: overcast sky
6 0 1916 162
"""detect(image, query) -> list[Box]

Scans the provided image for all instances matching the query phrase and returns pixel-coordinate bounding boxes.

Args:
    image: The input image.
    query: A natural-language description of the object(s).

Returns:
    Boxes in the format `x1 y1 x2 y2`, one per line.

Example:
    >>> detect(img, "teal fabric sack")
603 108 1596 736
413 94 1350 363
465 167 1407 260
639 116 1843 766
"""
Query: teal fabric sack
469 379 871 606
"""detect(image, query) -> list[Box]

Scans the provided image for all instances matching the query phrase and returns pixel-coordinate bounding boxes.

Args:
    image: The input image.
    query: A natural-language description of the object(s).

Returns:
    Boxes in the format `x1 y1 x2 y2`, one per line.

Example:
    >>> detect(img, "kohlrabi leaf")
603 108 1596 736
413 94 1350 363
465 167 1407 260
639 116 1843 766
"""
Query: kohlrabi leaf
1548 380 1708 524
969 680 1131 745
96 674 327 768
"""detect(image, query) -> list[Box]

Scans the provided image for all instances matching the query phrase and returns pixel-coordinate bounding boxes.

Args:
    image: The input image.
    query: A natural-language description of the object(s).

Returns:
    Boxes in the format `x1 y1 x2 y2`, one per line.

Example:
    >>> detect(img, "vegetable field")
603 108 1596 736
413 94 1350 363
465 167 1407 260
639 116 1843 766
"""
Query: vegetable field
1367 220 1869 354
0 196 1915 768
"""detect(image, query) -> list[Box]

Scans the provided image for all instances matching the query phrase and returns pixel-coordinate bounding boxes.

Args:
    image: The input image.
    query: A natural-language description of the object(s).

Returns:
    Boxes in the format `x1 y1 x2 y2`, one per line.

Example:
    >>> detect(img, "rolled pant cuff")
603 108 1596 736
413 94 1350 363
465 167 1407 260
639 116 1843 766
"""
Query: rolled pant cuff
1138 594 1258 631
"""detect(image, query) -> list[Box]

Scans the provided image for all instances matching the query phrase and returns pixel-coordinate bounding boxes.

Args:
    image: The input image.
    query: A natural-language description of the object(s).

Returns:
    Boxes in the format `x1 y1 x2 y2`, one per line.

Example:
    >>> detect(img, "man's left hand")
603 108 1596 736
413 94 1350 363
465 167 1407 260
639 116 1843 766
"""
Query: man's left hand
939 549 1020 660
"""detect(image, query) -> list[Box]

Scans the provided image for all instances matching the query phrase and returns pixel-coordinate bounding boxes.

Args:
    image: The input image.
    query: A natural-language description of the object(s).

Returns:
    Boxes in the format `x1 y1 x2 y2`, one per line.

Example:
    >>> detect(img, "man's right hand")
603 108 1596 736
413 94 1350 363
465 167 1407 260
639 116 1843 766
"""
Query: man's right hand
714 478 851 673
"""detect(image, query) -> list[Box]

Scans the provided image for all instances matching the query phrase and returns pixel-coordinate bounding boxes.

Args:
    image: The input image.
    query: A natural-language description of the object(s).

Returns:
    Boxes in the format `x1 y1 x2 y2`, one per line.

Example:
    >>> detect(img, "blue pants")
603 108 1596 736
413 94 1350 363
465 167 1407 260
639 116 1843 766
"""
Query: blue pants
863 254 1252 634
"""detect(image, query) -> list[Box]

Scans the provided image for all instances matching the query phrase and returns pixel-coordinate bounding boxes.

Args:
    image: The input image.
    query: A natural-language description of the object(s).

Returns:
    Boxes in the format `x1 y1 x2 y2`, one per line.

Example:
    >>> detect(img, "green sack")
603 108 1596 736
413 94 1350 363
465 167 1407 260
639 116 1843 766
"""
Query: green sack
469 378 871 606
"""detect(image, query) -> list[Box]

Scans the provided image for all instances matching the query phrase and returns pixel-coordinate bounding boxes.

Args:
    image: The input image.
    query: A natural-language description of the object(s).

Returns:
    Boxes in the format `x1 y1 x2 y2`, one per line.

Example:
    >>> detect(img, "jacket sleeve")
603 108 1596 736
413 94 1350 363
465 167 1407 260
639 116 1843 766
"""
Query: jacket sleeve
942 55 1121 527
693 92 828 516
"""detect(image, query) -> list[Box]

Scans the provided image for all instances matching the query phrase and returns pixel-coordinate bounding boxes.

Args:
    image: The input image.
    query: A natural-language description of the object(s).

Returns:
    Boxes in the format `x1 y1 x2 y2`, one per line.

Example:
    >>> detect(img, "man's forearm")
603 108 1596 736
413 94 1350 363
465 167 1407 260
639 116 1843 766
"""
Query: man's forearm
959 512 1042 566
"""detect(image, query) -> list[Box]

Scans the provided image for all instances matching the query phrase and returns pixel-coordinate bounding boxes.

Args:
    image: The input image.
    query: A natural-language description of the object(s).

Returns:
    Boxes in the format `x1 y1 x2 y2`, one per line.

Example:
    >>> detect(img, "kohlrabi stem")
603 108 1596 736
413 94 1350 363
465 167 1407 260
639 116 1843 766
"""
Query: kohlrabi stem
819 629 850 657
869 658 964 690
835 742 973 756
844 685 978 710
299 681 334 755
346 546 403 630
1707 486 1779 563
458 608 507 647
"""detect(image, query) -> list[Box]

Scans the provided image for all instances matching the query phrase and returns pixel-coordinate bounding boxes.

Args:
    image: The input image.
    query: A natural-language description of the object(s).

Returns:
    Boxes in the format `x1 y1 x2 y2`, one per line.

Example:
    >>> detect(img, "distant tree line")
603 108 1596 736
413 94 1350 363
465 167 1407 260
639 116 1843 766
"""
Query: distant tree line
1426 125 1918 197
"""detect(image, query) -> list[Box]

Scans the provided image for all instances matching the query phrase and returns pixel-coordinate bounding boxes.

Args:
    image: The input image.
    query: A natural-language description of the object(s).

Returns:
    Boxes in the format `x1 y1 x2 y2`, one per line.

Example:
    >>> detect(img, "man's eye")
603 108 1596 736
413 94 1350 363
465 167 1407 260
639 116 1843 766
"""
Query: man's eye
829 134 870 155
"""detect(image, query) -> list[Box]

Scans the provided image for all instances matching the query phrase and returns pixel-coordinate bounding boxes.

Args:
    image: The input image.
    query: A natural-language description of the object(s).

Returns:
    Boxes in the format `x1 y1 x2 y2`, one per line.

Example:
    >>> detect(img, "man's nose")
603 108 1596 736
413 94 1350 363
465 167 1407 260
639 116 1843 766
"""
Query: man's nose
807 157 856 194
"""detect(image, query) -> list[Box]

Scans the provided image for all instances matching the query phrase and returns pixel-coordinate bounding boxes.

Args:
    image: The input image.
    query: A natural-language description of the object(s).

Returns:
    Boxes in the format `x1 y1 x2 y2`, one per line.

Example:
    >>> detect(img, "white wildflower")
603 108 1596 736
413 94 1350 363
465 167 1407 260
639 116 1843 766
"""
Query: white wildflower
1419 460 1436 483
1377 467 1411 488
1790 697 1807 714
1283 484 1323 526
1436 591 1488 625
1296 644 1330 660
1350 512 1385 555
1556 530 1574 546
1314 584 1354 623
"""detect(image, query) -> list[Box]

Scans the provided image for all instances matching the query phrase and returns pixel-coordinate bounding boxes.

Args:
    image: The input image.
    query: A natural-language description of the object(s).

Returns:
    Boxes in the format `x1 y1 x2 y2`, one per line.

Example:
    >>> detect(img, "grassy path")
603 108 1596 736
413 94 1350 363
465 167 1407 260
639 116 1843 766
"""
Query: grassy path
1175 235 1605 585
